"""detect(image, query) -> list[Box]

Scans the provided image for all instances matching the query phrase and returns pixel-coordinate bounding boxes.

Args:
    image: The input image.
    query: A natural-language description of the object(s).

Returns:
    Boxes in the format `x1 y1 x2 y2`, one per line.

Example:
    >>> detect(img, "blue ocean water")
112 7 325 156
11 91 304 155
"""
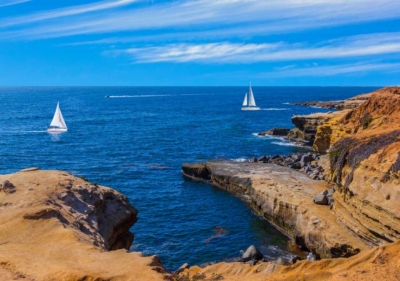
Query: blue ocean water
0 86 378 270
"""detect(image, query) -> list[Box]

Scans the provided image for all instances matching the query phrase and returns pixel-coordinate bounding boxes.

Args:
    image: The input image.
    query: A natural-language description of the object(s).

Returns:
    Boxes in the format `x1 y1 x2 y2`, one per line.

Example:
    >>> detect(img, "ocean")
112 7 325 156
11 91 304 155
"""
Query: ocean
0 86 378 270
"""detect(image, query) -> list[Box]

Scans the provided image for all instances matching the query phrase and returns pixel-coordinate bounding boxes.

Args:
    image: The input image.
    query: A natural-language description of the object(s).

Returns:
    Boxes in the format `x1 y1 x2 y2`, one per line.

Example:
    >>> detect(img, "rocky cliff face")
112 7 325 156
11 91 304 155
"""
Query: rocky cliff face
292 93 372 148
325 87 400 247
0 169 168 281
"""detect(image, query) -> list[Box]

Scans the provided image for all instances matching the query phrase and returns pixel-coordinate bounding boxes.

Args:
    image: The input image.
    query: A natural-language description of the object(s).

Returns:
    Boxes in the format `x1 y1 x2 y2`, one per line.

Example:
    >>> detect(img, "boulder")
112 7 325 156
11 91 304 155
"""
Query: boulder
251 157 258 163
289 256 304 265
267 128 290 136
240 245 264 262
258 155 269 163
289 162 302 170
291 153 303 162
300 155 314 166
313 190 329 205
1 180 15 194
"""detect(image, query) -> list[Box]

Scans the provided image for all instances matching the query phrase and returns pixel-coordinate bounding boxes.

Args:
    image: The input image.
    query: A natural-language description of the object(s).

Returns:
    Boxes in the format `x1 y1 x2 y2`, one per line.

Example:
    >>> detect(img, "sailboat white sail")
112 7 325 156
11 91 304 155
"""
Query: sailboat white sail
47 102 68 132
242 93 248 106
241 82 260 110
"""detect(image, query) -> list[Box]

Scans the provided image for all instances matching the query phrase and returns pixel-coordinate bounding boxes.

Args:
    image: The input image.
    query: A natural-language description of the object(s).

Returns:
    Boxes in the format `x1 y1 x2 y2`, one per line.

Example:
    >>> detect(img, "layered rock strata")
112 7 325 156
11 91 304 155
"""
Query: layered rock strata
182 162 368 259
0 169 168 281
325 88 400 247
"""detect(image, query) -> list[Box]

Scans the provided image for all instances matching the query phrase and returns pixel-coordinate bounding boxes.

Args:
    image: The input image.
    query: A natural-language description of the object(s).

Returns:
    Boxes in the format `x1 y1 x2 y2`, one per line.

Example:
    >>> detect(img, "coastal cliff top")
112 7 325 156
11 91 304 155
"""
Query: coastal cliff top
0 169 167 281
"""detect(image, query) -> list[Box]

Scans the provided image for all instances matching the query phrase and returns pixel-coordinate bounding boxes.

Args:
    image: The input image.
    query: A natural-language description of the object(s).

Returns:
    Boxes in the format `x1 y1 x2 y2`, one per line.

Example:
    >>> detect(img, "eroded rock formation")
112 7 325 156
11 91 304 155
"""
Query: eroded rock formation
0 169 168 281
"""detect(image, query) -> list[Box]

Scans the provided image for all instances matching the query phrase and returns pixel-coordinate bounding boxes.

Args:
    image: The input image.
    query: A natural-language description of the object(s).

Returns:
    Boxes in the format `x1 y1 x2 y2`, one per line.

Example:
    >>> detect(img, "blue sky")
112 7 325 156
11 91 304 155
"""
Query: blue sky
0 0 400 86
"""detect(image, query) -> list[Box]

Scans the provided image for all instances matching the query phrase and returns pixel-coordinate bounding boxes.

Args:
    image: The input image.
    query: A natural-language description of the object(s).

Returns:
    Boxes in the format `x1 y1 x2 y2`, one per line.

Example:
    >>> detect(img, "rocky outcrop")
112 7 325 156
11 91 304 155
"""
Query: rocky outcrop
291 111 348 146
0 169 168 281
258 128 290 137
291 92 372 110
182 162 367 259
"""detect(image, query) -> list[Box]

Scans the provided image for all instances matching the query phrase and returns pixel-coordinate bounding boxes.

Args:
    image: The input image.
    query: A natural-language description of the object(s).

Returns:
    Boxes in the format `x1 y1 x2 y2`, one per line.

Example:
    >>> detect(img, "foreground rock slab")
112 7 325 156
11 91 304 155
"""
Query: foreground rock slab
0 169 167 281
183 162 368 258
179 240 400 281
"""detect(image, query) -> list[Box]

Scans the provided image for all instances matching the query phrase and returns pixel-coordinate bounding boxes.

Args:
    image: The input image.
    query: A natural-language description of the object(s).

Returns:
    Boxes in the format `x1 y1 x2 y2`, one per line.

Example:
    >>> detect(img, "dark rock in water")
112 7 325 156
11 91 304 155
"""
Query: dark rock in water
289 256 304 265
258 155 269 163
271 155 281 160
269 128 290 136
251 157 258 163
240 245 264 262
313 190 329 205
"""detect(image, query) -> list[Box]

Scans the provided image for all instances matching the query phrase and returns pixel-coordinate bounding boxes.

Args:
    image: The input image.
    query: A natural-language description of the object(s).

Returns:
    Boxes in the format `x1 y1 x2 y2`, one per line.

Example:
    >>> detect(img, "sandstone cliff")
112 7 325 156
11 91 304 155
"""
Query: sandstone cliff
0 169 168 281
325 87 400 248
291 93 372 147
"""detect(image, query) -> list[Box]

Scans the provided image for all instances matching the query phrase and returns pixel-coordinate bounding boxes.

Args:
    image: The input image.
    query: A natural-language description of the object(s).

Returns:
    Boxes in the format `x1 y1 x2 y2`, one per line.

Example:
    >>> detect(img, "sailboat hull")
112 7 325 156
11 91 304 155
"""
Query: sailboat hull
241 107 260 111
47 127 68 133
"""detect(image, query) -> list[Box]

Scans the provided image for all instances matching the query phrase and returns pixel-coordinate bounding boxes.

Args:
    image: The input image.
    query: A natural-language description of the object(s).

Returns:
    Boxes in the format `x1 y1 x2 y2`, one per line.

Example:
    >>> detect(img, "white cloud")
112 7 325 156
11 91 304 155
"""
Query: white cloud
113 34 400 63
266 63 400 77
0 0 29 8
121 42 281 62
1 0 400 40
0 0 138 27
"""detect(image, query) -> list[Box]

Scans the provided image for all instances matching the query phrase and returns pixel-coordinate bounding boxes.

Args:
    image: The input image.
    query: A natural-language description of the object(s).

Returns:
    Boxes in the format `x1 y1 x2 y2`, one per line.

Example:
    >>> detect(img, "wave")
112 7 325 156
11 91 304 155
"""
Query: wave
261 108 290 111
106 94 205 98
252 133 285 140
231 157 248 162
0 130 47 133
282 102 291 105
272 141 310 148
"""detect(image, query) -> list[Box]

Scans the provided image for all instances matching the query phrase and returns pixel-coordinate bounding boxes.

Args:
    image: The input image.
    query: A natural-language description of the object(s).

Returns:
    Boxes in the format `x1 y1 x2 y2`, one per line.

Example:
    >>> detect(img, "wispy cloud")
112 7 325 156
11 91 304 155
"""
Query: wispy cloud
112 33 400 63
1 0 400 40
0 0 29 8
0 0 138 28
265 63 400 77
119 42 282 62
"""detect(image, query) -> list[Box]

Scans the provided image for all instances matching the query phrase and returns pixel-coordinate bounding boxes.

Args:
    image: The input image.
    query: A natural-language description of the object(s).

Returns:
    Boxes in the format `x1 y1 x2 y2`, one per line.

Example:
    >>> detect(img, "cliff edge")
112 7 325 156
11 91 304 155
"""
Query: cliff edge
0 169 167 281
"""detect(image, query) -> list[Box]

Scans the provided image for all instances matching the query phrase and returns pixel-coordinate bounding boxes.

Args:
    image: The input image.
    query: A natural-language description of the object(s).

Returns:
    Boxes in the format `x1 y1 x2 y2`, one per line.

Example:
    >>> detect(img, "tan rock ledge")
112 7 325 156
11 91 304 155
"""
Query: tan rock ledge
0 170 168 281
182 162 369 259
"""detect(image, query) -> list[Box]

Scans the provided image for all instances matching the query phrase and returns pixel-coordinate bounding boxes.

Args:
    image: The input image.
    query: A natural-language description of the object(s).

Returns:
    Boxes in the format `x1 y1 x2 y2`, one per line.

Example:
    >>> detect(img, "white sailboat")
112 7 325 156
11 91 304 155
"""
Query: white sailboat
47 102 68 133
241 82 260 110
